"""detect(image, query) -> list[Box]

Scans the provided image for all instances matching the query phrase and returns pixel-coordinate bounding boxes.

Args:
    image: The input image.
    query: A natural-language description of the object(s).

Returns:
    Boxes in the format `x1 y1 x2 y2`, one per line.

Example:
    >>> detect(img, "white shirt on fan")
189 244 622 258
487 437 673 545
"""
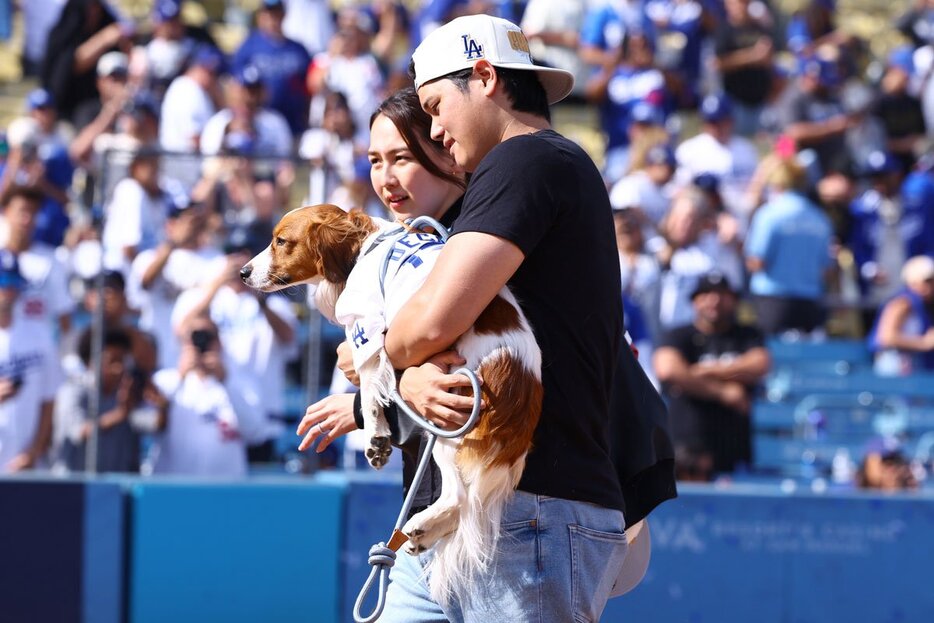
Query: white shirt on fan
160 74 216 154
151 369 247 477
102 179 169 274
127 247 225 370
14 241 75 335
0 319 62 471
199 108 293 157
675 131 760 221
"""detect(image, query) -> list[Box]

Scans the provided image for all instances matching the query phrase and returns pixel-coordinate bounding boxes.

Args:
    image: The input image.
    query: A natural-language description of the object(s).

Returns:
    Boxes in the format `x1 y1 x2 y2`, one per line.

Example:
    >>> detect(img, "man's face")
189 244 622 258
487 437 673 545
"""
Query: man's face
418 74 497 173
3 197 39 241
693 288 736 327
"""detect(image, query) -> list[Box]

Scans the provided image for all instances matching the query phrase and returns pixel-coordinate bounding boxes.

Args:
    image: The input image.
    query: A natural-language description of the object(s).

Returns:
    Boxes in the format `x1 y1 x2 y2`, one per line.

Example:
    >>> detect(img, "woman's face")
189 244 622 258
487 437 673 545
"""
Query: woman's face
368 114 461 222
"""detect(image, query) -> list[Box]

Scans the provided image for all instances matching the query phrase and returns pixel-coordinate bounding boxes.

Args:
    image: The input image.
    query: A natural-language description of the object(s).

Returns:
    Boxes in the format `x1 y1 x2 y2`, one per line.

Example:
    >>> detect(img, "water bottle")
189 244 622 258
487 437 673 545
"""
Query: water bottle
831 447 856 486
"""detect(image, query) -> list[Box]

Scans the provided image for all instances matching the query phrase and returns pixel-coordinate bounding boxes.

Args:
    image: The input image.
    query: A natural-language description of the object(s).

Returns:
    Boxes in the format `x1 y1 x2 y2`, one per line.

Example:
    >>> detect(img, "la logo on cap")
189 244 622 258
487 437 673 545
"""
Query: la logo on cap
461 34 484 60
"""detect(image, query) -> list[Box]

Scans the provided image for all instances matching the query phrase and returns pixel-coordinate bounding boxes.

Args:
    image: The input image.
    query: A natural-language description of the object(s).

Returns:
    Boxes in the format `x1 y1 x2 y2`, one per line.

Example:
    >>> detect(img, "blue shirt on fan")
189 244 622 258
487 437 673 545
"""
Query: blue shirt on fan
233 30 311 137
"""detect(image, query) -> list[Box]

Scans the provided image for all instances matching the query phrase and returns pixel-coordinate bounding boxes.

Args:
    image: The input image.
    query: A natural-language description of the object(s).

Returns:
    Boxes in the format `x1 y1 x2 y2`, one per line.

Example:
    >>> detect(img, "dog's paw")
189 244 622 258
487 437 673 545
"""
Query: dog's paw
402 509 457 554
365 435 392 469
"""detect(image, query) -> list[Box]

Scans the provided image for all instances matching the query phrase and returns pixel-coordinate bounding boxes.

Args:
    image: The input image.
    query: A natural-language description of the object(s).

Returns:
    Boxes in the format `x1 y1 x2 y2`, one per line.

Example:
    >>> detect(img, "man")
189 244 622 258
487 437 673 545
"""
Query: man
653 272 771 480
232 0 311 137
675 93 760 221
0 185 74 340
377 15 674 621
159 44 225 154
172 227 297 464
713 0 775 135
0 249 61 472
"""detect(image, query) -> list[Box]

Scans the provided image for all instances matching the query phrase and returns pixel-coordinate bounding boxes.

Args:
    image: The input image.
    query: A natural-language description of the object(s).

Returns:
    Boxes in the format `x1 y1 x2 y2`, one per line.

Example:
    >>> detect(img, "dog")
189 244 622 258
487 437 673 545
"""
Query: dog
241 204 543 602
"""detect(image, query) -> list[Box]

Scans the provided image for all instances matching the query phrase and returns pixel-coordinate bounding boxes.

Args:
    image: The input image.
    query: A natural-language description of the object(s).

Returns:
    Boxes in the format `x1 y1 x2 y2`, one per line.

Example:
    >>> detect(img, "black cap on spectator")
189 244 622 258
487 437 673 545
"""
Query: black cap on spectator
691 272 734 299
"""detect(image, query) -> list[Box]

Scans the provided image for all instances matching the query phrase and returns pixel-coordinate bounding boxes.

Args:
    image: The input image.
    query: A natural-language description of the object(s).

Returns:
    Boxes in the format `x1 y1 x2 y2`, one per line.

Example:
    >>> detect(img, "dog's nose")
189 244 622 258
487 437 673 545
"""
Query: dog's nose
239 264 252 281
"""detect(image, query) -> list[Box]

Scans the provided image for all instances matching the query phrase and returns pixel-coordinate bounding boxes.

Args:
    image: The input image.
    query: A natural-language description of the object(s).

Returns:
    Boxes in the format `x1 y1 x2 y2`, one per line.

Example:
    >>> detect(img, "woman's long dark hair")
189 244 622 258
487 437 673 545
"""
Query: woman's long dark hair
369 87 466 191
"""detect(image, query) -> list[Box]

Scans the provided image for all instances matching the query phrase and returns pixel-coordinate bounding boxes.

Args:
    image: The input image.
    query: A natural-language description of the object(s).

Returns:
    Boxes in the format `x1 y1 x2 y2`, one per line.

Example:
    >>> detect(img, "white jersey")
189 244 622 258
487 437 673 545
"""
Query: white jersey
128 247 225 369
199 108 293 158
160 75 216 154
102 179 169 274
15 242 75 335
151 369 247 477
0 320 62 471
676 132 759 220
172 287 298 444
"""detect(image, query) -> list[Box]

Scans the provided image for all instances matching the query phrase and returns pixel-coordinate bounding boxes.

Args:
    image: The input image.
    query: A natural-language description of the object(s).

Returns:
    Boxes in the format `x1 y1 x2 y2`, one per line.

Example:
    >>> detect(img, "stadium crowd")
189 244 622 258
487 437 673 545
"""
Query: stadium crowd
0 0 931 488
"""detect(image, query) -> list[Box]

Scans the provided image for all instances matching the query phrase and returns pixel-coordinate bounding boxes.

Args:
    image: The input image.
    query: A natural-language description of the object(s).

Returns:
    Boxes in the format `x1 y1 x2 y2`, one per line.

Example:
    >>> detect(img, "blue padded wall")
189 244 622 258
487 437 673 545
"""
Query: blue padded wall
128 478 344 623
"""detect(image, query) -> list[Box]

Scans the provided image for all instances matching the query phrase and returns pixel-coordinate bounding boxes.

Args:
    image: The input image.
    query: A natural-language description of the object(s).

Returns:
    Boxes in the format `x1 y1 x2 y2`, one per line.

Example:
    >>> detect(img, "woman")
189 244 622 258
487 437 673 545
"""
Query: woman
295 87 466 501
868 255 934 376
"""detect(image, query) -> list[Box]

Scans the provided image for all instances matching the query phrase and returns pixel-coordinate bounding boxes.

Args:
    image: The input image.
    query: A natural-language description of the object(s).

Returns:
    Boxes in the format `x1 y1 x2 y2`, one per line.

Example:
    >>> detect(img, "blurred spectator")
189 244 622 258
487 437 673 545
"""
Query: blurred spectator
101 149 176 274
868 255 934 375
233 0 312 137
58 327 163 473
40 0 131 124
654 271 771 480
521 0 589 98
849 151 934 307
151 316 247 477
0 250 61 473
0 185 75 339
611 141 676 228
712 0 776 136
585 31 667 184
307 10 385 145
896 0 934 48
745 157 834 335
21 0 67 76
299 91 361 204
785 0 852 59
73 270 157 377
282 0 335 57
127 200 221 370
580 0 652 67
780 54 855 179
874 47 926 173
656 186 744 330
644 0 708 107
0 110 74 247
676 93 760 221
200 65 293 158
160 45 226 154
856 437 918 490
173 232 298 464
140 0 198 99
613 203 661 341
69 51 131 165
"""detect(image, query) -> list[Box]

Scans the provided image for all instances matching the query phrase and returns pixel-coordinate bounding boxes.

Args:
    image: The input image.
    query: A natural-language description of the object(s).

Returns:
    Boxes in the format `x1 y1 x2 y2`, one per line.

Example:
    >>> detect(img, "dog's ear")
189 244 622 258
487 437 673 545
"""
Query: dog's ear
307 206 374 283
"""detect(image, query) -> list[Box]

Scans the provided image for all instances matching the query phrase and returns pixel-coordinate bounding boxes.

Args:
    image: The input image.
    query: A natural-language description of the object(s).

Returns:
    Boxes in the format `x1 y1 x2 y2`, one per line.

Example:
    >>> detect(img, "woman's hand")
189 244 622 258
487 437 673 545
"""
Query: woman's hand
399 351 479 430
297 393 358 452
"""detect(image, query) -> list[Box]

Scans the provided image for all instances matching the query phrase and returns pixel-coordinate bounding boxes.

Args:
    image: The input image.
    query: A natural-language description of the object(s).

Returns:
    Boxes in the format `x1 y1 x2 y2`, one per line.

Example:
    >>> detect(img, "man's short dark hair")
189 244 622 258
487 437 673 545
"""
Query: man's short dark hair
409 61 551 122
0 185 44 209
77 327 133 367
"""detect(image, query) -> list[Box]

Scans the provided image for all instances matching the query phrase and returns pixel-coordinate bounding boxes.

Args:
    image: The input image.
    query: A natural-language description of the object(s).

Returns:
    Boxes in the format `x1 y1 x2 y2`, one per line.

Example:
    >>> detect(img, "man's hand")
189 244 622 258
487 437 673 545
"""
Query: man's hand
336 341 360 386
0 378 21 403
718 381 751 415
6 452 35 472
399 351 479 430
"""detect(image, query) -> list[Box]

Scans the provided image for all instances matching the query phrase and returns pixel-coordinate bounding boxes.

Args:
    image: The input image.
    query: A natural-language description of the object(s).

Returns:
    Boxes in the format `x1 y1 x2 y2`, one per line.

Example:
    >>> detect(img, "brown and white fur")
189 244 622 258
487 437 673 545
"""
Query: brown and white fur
241 204 542 603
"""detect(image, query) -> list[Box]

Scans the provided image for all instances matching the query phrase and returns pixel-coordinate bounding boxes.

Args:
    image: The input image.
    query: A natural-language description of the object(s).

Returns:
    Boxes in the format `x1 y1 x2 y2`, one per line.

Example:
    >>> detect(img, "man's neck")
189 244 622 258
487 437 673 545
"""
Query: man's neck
500 114 550 144
5 237 29 254
0 313 12 329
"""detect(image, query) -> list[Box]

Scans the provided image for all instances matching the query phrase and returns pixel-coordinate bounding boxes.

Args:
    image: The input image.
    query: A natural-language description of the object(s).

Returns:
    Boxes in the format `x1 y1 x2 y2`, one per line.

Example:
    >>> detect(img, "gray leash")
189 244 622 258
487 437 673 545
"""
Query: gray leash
353 217 481 623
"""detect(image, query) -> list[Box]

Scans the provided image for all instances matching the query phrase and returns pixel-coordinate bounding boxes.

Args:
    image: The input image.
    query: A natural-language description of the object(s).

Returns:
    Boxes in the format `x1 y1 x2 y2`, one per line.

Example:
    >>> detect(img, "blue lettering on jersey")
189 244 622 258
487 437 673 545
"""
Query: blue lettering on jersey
352 323 369 348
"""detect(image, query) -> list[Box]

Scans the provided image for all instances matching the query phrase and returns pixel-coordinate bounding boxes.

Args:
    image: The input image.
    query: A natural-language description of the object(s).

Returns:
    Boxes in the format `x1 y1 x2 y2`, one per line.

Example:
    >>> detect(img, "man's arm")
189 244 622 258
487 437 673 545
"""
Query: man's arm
384 232 525 369
691 347 772 386
9 399 55 471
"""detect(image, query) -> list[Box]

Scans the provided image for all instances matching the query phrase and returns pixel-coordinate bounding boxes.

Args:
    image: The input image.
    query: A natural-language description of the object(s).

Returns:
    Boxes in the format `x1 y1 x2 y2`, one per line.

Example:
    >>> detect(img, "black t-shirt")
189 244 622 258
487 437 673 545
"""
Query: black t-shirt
658 322 764 472
714 22 773 106
783 87 851 174
452 129 625 512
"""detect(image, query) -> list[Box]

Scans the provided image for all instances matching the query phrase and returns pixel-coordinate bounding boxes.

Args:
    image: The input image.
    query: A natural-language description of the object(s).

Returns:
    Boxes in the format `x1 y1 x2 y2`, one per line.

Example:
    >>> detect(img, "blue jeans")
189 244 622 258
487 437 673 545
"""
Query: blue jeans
380 491 628 623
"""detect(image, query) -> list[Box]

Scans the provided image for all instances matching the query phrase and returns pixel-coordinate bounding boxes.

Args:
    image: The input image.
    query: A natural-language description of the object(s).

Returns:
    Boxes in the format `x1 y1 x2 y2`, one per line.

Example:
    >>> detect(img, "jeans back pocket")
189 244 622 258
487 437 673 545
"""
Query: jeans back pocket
569 524 628 623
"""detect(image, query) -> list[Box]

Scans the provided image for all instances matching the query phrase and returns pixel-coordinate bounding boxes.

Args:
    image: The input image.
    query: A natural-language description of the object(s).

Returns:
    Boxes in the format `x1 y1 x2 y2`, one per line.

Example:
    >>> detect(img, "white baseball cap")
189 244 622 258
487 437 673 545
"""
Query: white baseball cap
609 518 652 597
412 15 574 105
97 51 129 78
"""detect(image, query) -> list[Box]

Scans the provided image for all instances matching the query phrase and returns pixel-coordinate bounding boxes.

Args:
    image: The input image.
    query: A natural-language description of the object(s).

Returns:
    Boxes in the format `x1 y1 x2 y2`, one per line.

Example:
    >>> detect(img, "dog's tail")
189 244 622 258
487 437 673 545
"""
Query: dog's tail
426 346 543 605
